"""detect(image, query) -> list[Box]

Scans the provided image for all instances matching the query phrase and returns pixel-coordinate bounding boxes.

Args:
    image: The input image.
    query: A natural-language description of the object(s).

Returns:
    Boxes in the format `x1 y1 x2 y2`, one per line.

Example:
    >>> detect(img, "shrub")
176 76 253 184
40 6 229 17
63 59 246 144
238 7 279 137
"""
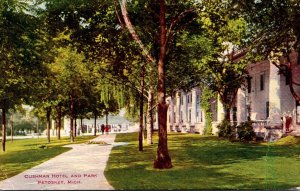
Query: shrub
203 124 212 135
217 120 235 139
203 112 213 135
274 135 300 145
237 121 255 142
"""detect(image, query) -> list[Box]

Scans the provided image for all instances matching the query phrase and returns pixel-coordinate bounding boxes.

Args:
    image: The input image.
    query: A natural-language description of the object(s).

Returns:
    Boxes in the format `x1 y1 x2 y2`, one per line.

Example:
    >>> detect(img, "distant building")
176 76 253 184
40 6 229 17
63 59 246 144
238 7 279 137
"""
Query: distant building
166 87 218 134
235 51 300 136
166 51 300 138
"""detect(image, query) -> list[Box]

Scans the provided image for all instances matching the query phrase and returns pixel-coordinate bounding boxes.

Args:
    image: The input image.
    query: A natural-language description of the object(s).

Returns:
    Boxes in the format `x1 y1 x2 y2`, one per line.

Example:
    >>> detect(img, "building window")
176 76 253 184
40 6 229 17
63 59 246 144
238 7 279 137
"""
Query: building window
187 95 190 103
188 109 191 122
180 96 183 105
180 111 183 123
190 94 192 103
174 112 176 123
232 107 237 122
247 76 252 93
247 105 251 121
297 101 300 125
266 101 269 119
200 110 203 122
196 94 200 104
260 74 264 91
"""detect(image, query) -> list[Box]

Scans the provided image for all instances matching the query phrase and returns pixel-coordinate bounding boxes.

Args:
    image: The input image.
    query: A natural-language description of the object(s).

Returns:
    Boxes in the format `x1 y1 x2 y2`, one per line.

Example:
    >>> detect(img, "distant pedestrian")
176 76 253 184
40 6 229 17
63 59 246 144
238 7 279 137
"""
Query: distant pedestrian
101 124 105 135
105 125 109 135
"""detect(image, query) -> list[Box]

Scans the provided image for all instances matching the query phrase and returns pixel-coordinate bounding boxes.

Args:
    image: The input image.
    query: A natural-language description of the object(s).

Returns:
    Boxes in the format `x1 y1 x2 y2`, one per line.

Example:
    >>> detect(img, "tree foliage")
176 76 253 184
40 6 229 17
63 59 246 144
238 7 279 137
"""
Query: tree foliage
195 1 249 121
237 0 300 102
0 0 47 151
200 87 214 135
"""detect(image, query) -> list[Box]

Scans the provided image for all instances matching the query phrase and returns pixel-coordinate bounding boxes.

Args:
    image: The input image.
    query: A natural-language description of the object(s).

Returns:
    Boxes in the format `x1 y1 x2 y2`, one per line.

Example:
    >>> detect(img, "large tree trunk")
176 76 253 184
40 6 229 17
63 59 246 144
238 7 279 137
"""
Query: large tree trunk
54 119 58 136
70 97 74 143
220 92 235 123
139 67 145 151
46 107 51 143
70 118 74 141
147 87 154 145
74 116 77 137
94 113 97 136
224 107 231 122
153 0 172 169
2 100 7 152
105 111 108 127
120 0 171 168
80 117 83 134
10 114 13 143
57 105 62 140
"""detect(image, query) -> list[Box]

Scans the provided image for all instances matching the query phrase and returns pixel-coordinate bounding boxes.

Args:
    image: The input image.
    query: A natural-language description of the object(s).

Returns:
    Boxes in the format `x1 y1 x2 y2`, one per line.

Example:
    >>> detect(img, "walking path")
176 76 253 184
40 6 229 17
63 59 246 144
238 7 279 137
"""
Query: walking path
0 134 117 190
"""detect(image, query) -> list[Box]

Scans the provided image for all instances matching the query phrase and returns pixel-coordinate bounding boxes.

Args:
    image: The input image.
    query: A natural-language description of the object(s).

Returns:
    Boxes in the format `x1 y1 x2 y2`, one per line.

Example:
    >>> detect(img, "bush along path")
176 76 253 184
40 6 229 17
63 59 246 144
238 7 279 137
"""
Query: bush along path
0 134 116 190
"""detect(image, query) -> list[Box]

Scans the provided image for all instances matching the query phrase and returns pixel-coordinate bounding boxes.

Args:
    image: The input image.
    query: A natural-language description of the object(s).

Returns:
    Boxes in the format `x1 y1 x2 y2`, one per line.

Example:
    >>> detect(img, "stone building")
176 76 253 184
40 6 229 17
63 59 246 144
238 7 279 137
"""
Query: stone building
166 87 218 134
233 51 300 137
166 51 300 138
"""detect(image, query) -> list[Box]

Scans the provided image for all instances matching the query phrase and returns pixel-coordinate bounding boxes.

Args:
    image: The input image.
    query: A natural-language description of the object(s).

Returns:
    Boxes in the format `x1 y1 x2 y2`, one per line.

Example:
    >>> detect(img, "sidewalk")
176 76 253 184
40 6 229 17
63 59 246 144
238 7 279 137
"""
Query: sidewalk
0 134 117 190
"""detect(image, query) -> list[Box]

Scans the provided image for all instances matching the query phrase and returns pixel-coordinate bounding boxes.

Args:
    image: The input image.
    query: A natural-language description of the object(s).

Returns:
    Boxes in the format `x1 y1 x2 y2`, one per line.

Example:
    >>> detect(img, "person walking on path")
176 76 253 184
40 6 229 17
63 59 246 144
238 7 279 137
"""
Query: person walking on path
101 124 105 135
0 134 116 190
105 125 109 135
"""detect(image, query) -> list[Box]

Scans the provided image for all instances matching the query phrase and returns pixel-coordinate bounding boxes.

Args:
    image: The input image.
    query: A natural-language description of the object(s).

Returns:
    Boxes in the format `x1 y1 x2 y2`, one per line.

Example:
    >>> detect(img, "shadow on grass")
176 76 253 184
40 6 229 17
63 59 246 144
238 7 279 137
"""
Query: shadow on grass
172 135 300 165
106 132 300 190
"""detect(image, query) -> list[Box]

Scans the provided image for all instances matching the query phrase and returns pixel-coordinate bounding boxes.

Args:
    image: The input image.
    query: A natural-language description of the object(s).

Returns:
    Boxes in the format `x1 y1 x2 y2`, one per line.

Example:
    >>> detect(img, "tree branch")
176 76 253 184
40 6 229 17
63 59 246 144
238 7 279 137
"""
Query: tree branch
114 0 125 29
98 67 149 100
287 63 300 101
166 8 197 45
119 0 156 65
166 15 197 48
146 103 158 117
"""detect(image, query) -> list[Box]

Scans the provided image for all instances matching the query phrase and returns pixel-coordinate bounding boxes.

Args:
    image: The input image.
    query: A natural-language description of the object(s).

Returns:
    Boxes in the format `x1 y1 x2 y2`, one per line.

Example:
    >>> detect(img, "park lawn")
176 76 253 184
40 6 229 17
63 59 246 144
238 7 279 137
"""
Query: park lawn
0 135 96 181
105 132 300 190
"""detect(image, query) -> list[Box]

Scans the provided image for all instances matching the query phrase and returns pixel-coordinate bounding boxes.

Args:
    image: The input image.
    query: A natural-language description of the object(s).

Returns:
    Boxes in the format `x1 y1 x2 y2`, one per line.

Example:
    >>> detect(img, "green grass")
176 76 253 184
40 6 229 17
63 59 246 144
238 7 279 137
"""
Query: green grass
0 135 96 181
105 132 300 190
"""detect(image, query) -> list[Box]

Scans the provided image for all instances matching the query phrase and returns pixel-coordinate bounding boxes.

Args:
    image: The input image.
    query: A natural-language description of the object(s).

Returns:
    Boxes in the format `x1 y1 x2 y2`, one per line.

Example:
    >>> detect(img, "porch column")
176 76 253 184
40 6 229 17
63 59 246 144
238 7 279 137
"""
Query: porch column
182 92 187 124
269 62 281 118
154 112 158 130
237 88 247 124
217 94 224 123
166 97 173 132
191 89 197 126
175 92 180 127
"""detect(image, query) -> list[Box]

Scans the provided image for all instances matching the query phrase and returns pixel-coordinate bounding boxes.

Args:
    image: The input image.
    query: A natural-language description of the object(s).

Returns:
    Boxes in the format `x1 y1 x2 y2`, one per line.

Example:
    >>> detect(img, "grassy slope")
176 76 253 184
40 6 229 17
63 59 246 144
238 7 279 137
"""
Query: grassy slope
105 132 300 190
0 135 96 181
